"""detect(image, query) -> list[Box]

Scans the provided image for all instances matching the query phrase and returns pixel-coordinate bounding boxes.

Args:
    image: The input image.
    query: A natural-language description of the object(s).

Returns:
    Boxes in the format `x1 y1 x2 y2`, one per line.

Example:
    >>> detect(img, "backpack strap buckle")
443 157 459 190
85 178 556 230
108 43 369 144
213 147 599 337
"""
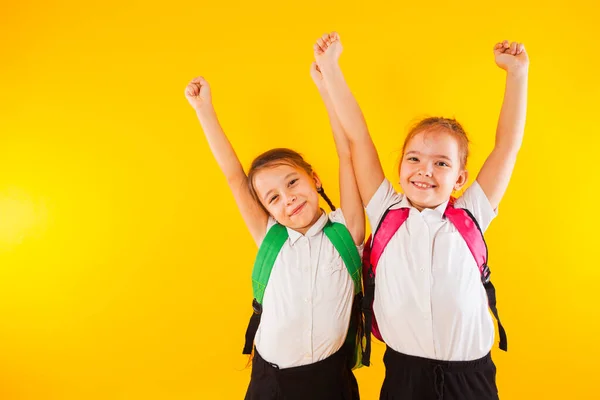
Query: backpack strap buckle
481 264 491 284
252 298 263 314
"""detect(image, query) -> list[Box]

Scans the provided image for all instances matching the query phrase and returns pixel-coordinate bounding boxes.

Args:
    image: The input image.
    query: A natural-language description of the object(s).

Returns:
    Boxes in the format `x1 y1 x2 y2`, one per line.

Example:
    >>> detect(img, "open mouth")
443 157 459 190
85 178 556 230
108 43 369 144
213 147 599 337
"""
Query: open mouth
411 181 436 190
290 202 307 216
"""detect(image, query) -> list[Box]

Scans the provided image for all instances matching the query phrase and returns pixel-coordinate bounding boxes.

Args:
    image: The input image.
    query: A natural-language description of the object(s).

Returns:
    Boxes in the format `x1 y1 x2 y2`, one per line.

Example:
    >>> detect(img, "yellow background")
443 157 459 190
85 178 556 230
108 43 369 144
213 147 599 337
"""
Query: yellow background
1 0 598 398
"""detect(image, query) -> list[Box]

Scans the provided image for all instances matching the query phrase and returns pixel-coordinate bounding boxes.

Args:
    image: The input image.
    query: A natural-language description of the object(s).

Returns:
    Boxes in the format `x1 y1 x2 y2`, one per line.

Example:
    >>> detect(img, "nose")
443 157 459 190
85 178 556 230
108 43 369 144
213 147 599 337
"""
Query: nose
417 166 433 177
283 191 297 205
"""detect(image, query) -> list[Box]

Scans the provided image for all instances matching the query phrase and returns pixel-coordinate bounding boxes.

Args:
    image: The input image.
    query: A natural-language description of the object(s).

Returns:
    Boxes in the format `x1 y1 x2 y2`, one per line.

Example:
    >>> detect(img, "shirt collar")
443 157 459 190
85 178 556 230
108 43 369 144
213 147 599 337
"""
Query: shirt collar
287 210 328 245
392 194 449 218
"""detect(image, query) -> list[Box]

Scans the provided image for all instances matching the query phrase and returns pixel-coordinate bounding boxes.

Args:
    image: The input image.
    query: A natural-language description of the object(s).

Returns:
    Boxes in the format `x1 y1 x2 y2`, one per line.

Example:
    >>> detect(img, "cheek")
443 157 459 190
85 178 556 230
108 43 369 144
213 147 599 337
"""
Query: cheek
307 190 319 206
298 182 317 199
439 170 459 186
399 164 414 180
266 203 283 219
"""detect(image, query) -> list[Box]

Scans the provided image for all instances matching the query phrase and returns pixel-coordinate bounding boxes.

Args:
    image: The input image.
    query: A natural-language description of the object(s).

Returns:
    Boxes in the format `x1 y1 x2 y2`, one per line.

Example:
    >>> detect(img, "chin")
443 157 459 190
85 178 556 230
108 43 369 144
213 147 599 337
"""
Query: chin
406 190 445 209
285 208 312 227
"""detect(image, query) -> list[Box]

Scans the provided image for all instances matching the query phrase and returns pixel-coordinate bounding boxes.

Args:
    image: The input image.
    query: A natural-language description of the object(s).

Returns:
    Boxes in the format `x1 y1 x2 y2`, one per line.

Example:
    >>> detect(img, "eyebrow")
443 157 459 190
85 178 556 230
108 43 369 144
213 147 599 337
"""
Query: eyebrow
262 172 299 202
405 151 452 162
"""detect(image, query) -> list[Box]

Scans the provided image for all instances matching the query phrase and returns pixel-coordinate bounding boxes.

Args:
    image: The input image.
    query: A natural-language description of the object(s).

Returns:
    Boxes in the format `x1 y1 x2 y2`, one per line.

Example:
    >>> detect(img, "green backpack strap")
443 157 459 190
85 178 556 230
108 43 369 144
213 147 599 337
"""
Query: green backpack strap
253 221 360 302
324 221 365 370
243 223 289 354
323 221 362 294
252 223 289 304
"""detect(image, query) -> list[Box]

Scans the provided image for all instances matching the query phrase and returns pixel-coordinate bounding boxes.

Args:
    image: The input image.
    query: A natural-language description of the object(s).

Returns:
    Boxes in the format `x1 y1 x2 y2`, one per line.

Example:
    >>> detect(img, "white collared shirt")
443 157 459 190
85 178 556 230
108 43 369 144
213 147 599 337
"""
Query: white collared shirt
366 179 497 361
254 209 361 369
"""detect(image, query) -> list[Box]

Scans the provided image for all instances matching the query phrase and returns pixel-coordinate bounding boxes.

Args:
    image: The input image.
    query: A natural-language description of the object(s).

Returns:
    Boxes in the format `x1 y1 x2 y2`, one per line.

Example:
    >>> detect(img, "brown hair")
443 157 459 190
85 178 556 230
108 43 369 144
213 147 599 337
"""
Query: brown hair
247 148 335 211
402 117 470 169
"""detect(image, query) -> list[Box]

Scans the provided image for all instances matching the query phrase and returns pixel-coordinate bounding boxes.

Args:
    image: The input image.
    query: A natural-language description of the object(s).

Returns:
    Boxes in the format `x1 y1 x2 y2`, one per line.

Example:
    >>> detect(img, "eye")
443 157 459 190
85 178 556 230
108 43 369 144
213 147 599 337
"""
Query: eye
436 161 450 167
288 179 298 186
269 194 279 204
407 157 419 162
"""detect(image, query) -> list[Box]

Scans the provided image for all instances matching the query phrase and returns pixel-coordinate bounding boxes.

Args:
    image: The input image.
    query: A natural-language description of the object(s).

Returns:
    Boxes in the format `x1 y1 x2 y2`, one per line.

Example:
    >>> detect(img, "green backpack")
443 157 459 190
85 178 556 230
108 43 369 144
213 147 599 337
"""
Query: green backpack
242 220 365 370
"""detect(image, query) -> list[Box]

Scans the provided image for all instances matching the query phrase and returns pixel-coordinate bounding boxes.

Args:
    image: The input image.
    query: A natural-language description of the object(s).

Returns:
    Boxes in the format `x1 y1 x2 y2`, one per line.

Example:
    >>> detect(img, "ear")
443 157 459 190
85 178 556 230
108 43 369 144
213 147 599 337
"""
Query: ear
454 169 469 191
312 171 322 191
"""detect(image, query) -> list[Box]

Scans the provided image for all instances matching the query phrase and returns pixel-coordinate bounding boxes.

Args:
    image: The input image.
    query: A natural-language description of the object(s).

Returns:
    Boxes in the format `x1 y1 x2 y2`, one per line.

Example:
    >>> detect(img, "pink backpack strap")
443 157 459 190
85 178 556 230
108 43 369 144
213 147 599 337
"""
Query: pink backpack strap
370 208 410 271
444 201 507 351
443 202 490 282
361 206 409 366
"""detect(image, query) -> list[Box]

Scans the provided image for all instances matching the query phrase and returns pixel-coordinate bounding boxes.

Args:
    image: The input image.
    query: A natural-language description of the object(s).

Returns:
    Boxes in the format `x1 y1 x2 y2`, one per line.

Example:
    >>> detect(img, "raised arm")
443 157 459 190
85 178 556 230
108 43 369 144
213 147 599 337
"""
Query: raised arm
315 33 386 207
185 77 268 245
310 62 364 245
476 41 529 210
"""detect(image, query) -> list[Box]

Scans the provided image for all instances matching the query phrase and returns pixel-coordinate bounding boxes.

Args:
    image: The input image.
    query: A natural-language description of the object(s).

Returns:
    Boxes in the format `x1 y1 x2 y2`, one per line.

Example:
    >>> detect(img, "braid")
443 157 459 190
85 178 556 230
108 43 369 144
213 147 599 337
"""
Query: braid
317 186 336 211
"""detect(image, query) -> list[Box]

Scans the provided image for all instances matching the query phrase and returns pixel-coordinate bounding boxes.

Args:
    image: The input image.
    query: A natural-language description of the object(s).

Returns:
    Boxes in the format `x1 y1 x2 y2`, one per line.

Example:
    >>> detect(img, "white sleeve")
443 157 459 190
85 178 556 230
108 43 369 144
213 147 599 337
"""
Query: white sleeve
256 216 280 247
365 178 404 234
453 180 498 233
328 208 364 254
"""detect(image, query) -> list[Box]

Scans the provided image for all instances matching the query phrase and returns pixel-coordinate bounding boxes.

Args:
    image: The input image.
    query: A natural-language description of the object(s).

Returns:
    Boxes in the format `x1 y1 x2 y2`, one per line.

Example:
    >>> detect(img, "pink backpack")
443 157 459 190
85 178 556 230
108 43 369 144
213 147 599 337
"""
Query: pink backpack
360 198 507 366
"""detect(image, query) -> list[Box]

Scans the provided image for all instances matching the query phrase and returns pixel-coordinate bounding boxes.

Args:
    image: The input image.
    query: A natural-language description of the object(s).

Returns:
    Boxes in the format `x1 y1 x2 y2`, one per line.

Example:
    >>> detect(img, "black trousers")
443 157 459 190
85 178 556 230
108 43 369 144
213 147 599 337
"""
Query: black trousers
245 347 360 400
380 346 499 400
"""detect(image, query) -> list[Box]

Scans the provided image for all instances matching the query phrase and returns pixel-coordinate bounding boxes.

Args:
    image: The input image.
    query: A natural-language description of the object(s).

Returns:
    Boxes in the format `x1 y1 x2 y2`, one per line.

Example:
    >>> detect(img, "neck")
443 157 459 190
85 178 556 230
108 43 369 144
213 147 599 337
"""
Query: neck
407 197 448 212
295 209 324 235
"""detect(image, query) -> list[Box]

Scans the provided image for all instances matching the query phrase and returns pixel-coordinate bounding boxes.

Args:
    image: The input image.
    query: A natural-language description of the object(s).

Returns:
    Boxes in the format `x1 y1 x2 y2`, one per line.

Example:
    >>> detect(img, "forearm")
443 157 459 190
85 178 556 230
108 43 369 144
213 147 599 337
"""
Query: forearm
495 70 528 154
195 106 247 184
320 63 371 147
317 88 352 158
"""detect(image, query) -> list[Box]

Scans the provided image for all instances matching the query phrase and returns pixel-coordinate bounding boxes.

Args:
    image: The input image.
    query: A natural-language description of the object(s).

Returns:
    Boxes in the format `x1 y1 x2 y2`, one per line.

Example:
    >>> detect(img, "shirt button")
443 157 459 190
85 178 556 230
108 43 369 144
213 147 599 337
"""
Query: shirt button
304 298 310 303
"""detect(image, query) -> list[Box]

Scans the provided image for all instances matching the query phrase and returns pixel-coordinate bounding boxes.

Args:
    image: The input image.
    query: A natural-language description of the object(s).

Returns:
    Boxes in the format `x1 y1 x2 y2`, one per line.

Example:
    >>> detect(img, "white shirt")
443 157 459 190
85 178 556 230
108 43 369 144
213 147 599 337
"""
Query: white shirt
366 179 497 361
254 209 361 369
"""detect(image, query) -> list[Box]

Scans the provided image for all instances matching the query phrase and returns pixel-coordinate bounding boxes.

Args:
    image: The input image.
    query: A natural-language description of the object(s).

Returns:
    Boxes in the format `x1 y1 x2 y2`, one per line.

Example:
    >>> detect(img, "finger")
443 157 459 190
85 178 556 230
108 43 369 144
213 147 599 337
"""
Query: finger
517 43 524 54
331 31 340 42
509 41 518 55
493 42 504 54
322 33 331 45
317 38 327 51
314 43 323 54
185 85 196 97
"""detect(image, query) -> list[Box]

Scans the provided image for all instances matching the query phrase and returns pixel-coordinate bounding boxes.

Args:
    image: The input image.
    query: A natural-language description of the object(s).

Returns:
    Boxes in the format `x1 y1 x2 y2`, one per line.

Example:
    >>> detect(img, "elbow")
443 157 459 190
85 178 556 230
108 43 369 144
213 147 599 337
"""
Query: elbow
226 174 249 190
350 225 365 246
349 139 363 154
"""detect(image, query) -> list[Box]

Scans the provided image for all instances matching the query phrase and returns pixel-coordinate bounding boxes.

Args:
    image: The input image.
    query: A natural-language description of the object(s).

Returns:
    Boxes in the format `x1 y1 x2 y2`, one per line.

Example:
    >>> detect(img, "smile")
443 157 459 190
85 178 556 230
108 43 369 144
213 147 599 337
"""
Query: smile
290 202 307 216
411 181 436 189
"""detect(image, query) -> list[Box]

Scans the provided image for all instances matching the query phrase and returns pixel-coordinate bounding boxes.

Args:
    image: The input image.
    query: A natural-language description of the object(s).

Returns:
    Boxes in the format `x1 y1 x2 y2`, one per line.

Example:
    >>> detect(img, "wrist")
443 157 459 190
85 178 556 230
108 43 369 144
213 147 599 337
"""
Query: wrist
195 104 216 119
319 61 341 76
315 83 328 95
507 66 529 79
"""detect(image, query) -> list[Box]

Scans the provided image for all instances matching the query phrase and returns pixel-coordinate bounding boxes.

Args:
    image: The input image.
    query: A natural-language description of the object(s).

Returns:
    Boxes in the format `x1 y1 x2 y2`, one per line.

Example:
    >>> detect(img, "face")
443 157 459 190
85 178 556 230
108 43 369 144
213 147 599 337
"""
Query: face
253 164 322 234
399 129 468 211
